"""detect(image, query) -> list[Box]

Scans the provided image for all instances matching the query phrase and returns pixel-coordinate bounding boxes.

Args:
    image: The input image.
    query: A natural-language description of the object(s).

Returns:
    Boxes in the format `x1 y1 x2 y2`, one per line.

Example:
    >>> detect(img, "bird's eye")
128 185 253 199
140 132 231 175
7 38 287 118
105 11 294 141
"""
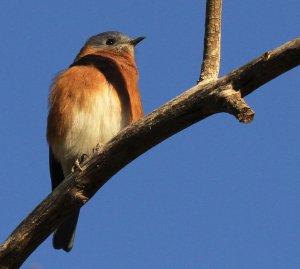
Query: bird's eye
106 39 116 45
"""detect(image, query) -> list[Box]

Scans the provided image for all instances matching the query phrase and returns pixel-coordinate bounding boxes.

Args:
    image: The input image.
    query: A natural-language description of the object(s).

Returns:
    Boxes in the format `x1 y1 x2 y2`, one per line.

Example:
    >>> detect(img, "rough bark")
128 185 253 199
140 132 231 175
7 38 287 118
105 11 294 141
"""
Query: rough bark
199 0 222 82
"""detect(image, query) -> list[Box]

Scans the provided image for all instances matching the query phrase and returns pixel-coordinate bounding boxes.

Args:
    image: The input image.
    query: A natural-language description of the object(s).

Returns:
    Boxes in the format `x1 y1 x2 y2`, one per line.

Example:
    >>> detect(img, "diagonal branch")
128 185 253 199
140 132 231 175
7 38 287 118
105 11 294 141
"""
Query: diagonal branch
0 37 300 269
199 0 222 82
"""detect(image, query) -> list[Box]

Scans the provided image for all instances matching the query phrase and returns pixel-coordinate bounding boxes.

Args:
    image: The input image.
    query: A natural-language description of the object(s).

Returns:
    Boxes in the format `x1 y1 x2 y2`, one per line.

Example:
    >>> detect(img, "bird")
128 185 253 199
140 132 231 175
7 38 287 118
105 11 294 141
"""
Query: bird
46 31 144 252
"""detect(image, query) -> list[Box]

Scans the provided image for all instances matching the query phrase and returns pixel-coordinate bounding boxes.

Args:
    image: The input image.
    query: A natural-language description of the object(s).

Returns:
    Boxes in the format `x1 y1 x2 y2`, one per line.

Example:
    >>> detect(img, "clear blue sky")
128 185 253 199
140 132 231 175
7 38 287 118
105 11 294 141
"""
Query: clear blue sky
0 0 299 268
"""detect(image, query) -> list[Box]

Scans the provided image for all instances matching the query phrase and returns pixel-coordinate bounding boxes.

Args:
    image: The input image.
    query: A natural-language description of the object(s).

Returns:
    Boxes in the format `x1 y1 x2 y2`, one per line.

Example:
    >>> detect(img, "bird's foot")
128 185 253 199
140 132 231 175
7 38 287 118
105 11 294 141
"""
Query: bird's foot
93 143 104 154
71 144 102 173
72 159 83 172
71 154 89 173
80 153 89 162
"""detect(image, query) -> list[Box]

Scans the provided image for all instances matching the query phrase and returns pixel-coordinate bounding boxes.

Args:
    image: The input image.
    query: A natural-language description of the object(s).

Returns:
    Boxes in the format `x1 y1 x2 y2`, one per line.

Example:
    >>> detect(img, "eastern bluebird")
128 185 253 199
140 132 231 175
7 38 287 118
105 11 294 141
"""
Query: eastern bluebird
47 31 144 252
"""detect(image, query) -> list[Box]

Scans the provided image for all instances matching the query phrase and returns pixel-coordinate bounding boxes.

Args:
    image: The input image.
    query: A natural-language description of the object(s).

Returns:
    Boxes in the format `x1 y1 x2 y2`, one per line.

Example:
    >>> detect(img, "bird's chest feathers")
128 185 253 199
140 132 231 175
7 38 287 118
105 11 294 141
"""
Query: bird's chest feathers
48 56 142 162
55 85 128 160
73 86 126 140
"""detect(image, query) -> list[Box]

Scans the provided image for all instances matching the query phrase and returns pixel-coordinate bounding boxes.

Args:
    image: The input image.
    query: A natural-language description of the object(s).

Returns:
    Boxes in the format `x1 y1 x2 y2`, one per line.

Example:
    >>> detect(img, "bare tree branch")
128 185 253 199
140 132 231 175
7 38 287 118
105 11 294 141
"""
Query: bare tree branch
199 0 222 82
0 36 300 269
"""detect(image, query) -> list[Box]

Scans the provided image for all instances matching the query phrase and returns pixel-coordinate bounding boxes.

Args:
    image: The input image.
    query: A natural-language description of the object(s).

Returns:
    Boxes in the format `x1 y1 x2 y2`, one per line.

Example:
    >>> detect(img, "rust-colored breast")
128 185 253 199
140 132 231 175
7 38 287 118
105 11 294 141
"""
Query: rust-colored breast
47 47 143 146
75 47 144 122
47 65 107 144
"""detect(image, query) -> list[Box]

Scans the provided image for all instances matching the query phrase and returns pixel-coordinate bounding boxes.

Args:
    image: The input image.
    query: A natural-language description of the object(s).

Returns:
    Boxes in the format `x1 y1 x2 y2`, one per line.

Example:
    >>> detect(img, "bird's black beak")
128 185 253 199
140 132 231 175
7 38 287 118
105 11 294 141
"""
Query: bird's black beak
129 36 146 46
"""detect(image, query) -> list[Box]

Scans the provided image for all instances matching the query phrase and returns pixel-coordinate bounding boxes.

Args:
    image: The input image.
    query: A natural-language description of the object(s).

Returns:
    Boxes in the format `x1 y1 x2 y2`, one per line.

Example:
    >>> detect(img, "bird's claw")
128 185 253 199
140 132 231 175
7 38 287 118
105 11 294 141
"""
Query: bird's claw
71 144 102 173
80 154 89 162
72 159 83 172
93 143 104 153
71 154 89 173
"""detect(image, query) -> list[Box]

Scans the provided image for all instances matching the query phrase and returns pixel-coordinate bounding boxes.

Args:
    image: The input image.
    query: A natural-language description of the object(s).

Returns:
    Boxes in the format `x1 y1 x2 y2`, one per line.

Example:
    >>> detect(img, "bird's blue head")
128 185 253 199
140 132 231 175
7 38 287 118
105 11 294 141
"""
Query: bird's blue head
84 31 145 51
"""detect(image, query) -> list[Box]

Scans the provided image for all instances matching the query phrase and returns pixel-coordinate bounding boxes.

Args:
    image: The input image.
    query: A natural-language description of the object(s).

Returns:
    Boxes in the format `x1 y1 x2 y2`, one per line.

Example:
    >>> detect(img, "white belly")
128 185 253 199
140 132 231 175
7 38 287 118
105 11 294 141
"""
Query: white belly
52 85 128 175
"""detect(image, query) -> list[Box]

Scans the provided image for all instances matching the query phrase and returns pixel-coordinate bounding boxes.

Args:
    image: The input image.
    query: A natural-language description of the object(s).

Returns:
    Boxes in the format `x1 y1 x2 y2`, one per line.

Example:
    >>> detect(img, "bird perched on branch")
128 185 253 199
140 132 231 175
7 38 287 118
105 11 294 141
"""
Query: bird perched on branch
47 31 144 252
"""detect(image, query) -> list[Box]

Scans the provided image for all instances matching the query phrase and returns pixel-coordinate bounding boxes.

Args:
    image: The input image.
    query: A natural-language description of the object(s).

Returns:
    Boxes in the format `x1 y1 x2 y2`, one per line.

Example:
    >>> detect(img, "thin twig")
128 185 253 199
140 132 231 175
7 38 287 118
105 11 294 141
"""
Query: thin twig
198 0 222 82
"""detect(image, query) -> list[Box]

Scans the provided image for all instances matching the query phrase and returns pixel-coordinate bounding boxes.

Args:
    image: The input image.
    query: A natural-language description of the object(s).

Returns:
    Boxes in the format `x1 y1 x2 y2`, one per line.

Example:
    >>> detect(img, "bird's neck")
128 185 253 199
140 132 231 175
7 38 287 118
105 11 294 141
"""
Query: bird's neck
74 47 136 69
